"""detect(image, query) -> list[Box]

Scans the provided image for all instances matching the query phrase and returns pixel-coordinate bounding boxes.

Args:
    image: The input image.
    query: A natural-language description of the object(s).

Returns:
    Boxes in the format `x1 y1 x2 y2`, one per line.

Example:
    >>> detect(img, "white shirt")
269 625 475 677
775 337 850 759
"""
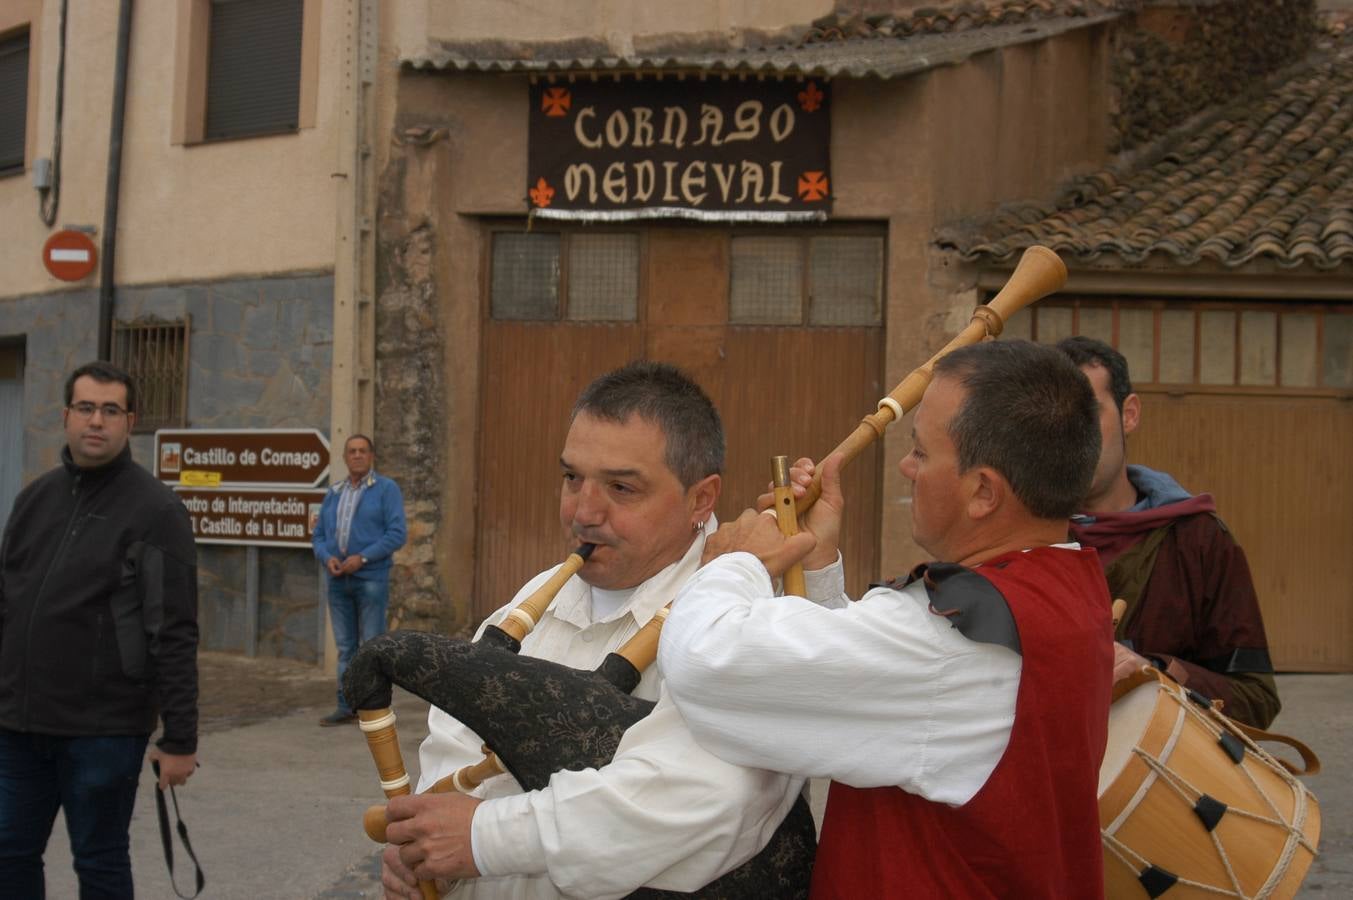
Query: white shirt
659 551 1025 806
416 518 806 900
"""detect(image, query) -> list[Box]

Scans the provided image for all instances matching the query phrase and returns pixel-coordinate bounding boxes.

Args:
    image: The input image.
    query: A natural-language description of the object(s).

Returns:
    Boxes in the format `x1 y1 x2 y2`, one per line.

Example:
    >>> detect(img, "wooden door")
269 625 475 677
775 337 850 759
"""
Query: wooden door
476 322 643 617
1132 394 1353 671
475 225 885 619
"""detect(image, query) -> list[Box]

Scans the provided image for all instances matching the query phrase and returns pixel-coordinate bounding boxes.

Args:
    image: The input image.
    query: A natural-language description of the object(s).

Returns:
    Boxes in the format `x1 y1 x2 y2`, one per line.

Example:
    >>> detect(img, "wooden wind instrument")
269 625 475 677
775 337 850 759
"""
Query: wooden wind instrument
771 455 808 598
489 542 596 647
356 707 440 900
793 244 1067 516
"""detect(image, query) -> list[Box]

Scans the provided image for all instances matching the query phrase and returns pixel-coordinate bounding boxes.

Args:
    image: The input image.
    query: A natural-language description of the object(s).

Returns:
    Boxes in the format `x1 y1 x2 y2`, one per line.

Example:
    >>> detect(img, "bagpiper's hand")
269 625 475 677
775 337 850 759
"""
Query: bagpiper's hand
382 842 423 900
752 453 845 572
386 792 482 883
701 508 817 579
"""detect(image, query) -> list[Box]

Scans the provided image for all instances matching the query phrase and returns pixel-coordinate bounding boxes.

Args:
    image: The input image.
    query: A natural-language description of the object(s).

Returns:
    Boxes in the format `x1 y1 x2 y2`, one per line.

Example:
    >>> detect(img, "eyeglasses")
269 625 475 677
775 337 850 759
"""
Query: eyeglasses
68 402 129 420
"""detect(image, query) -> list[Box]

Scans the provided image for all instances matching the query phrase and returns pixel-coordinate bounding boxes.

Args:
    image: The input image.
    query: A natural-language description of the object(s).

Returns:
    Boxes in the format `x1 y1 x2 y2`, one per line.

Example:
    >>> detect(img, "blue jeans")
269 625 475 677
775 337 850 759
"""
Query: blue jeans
0 729 149 899
330 574 390 713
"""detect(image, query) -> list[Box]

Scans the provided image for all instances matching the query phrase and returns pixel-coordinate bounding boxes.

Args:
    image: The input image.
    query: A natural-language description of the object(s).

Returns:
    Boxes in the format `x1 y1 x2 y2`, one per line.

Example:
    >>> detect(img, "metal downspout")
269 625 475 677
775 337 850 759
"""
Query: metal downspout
98 0 134 361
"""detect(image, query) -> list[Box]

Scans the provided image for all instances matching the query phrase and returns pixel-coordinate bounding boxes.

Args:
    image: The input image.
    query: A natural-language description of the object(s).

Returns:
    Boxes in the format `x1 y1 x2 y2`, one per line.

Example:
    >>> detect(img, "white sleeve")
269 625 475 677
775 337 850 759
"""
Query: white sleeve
802 552 848 609
658 552 1020 803
469 688 802 899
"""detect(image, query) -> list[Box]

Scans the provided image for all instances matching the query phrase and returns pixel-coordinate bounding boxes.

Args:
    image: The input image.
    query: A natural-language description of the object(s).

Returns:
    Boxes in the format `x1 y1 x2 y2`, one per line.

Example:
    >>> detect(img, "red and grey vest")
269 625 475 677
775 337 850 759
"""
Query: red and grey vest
810 546 1113 899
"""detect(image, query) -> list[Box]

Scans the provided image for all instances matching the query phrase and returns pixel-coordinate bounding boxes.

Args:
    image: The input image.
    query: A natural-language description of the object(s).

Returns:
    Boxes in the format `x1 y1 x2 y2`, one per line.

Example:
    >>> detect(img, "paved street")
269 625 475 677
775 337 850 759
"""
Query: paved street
42 668 1349 899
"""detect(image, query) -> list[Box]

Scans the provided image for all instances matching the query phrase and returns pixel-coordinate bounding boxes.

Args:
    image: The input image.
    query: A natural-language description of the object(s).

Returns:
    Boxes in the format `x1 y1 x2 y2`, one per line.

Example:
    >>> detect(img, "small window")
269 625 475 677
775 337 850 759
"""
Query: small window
112 319 191 432
1021 298 1353 394
0 30 29 174
730 233 884 326
489 230 639 322
204 0 303 141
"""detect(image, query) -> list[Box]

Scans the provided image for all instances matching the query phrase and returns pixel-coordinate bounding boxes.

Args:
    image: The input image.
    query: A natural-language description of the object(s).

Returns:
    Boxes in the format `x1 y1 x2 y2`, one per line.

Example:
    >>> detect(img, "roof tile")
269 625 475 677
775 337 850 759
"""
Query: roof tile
936 36 1353 270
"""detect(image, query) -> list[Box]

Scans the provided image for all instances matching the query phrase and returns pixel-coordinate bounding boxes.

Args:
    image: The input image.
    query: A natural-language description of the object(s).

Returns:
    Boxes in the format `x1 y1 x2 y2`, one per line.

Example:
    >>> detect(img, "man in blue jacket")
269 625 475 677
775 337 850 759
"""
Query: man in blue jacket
312 434 406 726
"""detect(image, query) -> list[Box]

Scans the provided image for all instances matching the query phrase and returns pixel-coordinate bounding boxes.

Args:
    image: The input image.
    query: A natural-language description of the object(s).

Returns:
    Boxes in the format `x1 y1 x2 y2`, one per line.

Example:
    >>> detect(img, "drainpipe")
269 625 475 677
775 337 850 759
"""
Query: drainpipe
98 0 133 361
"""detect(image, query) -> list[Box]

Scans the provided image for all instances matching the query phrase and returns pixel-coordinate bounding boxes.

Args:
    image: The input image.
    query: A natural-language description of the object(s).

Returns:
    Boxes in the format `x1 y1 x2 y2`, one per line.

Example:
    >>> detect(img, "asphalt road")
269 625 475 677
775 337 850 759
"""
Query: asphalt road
40 669 1349 899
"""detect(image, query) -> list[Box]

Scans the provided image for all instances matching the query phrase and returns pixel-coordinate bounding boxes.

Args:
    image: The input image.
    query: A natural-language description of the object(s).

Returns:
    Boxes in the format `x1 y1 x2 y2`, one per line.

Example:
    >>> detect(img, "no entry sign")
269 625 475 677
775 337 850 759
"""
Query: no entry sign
42 230 99 281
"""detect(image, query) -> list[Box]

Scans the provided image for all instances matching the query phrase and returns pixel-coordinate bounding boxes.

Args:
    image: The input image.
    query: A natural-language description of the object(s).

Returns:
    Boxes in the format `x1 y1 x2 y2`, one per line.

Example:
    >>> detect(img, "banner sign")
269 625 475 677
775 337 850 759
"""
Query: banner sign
173 487 327 548
527 77 831 223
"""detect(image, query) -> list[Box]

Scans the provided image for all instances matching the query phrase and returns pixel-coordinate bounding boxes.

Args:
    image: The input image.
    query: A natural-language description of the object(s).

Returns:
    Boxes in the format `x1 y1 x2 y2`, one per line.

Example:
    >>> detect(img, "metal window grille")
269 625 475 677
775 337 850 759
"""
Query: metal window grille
491 233 561 319
730 236 803 324
566 234 639 321
0 30 29 173
808 236 884 326
112 319 190 432
204 0 303 142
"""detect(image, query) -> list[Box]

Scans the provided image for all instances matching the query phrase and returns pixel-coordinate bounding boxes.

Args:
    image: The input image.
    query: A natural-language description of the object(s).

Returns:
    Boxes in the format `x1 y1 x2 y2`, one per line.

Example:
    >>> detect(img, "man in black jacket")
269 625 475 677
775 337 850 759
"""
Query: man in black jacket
0 361 199 898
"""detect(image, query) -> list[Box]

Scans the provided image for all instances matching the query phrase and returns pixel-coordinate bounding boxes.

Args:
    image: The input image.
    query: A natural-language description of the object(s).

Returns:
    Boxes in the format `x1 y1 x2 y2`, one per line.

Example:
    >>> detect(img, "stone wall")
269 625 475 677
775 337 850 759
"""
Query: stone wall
0 273 334 662
374 127 450 633
1112 0 1318 151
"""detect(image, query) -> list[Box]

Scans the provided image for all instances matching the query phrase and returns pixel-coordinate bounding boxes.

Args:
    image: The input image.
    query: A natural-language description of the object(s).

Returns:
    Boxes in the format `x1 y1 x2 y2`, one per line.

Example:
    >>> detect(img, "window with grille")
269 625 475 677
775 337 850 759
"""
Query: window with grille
730 233 884 326
112 319 191 432
0 29 29 175
203 0 303 142
1003 298 1353 393
489 231 640 321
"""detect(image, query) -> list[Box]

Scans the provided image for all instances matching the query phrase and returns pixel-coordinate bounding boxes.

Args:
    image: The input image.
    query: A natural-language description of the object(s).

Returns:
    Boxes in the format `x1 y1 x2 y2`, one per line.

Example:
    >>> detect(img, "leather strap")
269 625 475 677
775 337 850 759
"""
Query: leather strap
152 760 206 899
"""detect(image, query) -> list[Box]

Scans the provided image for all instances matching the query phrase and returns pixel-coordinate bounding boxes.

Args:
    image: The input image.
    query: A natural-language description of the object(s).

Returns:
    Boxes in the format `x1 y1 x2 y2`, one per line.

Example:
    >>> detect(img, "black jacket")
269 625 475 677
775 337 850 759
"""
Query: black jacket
0 445 199 753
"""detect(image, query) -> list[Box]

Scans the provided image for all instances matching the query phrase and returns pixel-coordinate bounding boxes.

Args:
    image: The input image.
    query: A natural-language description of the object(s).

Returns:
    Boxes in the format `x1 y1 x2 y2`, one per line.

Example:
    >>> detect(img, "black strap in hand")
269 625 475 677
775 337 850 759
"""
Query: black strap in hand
151 759 206 900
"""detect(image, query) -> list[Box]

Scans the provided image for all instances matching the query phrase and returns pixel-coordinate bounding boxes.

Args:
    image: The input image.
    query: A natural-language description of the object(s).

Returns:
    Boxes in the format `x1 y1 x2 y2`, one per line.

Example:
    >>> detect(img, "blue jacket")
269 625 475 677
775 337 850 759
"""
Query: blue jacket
312 472 407 581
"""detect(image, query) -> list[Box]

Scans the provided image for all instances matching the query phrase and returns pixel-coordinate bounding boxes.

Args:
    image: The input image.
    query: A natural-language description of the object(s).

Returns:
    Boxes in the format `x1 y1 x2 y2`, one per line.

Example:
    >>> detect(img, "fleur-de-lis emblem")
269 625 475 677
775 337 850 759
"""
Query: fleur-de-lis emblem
798 171 829 202
529 177 556 208
798 81 824 113
541 87 572 117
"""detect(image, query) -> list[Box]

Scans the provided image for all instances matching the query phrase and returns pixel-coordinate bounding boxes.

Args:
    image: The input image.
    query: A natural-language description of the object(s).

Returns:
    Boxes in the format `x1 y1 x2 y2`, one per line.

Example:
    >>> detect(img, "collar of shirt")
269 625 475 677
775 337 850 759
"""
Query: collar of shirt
547 513 716 631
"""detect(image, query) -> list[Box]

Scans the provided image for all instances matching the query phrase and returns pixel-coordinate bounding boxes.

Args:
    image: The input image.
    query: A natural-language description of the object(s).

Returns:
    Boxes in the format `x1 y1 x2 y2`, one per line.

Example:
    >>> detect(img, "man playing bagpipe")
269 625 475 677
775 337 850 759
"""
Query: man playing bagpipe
381 361 824 899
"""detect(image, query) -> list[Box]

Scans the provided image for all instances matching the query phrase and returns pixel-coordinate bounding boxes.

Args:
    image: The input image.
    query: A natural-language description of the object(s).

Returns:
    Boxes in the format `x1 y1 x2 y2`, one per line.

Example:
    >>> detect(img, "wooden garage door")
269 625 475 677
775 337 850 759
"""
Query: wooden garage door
1006 298 1353 671
475 225 885 619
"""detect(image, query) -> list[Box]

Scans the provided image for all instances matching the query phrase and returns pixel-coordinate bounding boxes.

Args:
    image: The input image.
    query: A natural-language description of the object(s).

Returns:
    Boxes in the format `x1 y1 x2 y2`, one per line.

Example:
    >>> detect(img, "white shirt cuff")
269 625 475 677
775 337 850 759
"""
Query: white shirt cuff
470 793 549 879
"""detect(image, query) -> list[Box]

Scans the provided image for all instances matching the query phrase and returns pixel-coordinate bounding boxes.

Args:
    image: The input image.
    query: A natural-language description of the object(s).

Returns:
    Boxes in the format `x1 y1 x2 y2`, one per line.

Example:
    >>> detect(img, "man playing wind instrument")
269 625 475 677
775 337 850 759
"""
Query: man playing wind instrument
660 340 1115 899
382 361 818 899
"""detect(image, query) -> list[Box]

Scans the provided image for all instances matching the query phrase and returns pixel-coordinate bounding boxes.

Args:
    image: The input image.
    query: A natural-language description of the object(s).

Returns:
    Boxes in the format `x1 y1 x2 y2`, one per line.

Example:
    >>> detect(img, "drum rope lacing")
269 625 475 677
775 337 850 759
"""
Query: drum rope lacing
1101 682 1316 899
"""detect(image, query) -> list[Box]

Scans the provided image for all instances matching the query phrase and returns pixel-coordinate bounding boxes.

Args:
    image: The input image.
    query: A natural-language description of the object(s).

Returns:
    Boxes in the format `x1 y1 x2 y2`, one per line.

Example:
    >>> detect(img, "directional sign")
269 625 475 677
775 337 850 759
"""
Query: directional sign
174 486 327 548
43 230 99 281
154 429 331 488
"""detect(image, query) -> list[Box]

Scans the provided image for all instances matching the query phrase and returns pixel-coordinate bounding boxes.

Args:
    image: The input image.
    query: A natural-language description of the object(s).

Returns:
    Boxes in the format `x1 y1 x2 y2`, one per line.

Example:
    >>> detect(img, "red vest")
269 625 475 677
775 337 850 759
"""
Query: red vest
810 547 1112 899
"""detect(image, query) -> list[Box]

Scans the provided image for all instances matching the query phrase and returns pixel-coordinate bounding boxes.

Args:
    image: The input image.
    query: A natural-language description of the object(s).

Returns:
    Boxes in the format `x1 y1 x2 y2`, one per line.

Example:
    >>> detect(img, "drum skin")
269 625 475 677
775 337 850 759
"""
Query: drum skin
1099 671 1320 899
344 630 816 900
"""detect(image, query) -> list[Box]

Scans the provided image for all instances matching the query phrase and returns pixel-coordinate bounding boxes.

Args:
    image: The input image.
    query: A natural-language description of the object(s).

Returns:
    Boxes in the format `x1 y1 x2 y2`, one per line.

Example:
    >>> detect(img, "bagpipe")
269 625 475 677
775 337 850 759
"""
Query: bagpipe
342 246 1070 899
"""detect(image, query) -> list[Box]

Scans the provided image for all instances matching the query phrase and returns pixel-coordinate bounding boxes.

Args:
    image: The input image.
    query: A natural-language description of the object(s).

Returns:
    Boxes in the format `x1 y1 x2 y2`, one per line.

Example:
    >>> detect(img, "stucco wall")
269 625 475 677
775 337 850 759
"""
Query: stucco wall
0 0 341 299
382 22 1112 623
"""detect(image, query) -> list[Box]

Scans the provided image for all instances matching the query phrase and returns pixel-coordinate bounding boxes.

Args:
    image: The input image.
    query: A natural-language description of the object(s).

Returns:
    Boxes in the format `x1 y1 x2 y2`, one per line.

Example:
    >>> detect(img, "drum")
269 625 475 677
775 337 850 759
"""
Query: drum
1098 669 1320 899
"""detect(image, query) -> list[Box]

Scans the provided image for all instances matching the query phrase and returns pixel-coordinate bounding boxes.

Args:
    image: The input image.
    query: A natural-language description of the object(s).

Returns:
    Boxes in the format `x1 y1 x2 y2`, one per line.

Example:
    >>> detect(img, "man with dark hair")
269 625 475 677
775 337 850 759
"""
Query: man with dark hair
381 360 812 900
313 433 407 726
1056 335 1280 728
660 340 1113 898
0 361 199 897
